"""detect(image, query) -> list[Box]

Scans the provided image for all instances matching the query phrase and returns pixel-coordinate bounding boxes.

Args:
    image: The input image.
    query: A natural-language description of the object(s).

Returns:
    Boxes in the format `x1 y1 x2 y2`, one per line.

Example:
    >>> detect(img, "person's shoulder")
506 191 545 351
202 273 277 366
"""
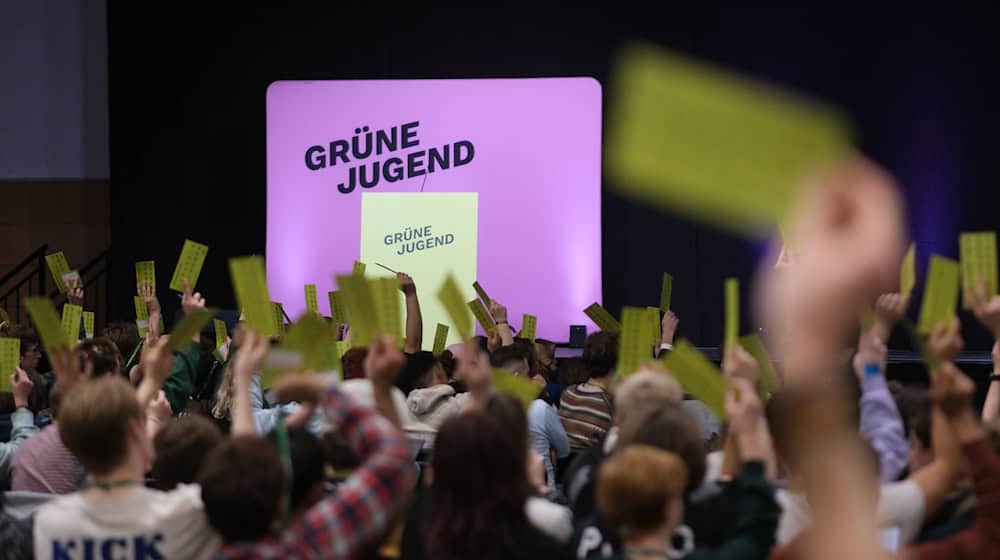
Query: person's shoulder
34 493 84 528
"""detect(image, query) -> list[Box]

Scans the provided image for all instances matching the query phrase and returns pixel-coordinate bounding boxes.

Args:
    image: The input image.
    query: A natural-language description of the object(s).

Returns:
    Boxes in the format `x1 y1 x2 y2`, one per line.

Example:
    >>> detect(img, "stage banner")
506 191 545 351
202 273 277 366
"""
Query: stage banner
360 192 477 348
266 78 602 341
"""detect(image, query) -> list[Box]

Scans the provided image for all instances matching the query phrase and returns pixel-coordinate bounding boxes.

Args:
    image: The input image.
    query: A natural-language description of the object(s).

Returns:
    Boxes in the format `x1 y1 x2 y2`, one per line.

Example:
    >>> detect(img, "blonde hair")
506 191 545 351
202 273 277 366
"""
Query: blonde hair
212 361 236 421
614 367 683 425
597 444 688 540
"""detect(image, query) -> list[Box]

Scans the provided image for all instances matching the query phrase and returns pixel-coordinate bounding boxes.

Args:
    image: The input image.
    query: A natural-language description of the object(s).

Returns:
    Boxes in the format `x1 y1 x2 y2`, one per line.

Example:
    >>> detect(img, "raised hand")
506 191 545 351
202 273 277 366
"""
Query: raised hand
930 361 976 419
723 343 759 385
138 282 161 316
66 277 85 307
486 330 501 353
397 272 417 296
181 278 206 316
852 331 887 382
50 345 92 395
928 316 964 364
140 335 177 391
661 310 679 344
11 367 34 409
231 330 269 385
757 157 906 382
365 333 405 390
488 300 508 324
967 277 1000 339
725 377 764 437
871 293 909 340
146 390 172 424
271 374 330 405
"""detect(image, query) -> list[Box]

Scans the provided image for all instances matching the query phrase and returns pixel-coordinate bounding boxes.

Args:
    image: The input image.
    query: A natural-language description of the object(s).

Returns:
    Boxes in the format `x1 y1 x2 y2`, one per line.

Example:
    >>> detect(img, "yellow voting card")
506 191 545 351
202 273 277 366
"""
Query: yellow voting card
901 243 916 297
353 261 367 276
278 314 339 372
739 333 781 396
328 291 346 325
134 296 150 336
169 240 208 292
61 304 82 343
662 339 727 419
467 299 496 334
45 252 72 293
334 341 351 363
337 274 376 347
725 278 739 345
960 232 997 309
168 308 214 351
437 274 473 339
213 319 229 362
0 307 9 324
584 303 622 333
616 307 648 378
660 273 673 312
473 281 492 307
229 256 278 338
272 303 287 335
492 370 541 410
25 297 69 351
304 284 319 315
136 261 156 290
606 43 851 236
644 307 661 348
0 338 19 391
371 277 403 343
432 323 450 355
917 255 961 335
520 314 537 342
82 311 95 339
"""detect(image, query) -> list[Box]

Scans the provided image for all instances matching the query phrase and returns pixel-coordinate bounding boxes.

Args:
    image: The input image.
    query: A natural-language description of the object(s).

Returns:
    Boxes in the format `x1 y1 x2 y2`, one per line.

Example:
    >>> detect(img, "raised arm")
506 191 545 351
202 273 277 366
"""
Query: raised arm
853 330 909 482
230 331 270 437
967 279 1000 422
399 273 423 353
985 343 1000 422
907 358 1000 559
139 281 162 341
693 377 779 559
365 333 404 429
489 301 515 347
266 372 413 558
870 292 909 344
760 157 906 560
654 310 679 358
0 369 38 482
159 279 206 412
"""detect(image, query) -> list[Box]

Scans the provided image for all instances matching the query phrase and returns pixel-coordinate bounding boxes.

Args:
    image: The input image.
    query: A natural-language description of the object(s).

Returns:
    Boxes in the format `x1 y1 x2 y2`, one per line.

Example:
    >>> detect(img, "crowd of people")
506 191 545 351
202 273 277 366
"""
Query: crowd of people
1 157 999 559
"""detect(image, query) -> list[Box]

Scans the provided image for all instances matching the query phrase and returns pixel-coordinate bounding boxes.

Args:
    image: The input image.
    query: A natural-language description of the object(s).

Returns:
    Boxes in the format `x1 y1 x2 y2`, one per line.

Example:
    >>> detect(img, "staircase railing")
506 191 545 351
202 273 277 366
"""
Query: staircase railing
0 246 111 333
0 245 49 325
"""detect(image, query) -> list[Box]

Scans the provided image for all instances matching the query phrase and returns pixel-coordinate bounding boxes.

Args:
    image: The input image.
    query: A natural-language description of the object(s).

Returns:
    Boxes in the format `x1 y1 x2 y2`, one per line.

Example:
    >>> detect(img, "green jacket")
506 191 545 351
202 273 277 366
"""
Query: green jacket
162 340 200 414
603 461 778 560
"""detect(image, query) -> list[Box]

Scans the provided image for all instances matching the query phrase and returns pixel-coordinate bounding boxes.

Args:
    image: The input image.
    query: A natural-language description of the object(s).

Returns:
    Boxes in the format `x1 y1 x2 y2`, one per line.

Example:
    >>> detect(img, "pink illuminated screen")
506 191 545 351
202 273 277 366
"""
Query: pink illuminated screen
266 78 602 341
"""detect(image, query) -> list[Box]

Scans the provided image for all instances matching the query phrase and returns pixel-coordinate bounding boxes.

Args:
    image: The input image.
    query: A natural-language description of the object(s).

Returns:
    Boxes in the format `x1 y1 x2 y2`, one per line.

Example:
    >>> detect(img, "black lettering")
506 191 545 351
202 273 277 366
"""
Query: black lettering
428 145 450 173
305 145 325 170
401 121 420 149
407 150 426 178
454 141 475 166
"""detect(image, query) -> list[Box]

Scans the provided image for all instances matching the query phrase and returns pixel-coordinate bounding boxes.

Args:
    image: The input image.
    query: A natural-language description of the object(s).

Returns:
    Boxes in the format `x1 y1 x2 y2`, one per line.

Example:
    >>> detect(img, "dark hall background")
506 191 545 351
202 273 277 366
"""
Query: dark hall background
105 3 1000 352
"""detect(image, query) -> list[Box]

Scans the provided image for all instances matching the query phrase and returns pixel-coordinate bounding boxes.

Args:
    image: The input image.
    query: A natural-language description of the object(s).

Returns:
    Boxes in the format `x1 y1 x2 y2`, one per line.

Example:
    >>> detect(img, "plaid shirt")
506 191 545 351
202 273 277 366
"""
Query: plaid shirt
214 385 413 559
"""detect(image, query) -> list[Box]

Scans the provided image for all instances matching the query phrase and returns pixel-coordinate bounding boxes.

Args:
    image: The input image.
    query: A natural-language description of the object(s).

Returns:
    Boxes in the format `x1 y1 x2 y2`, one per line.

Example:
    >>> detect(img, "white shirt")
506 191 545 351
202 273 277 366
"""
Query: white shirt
775 479 925 546
33 483 219 560
525 496 574 544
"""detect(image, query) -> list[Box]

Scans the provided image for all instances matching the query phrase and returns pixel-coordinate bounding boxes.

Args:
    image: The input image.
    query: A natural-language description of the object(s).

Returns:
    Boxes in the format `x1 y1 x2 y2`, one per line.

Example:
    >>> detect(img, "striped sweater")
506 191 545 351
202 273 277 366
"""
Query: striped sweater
558 383 614 450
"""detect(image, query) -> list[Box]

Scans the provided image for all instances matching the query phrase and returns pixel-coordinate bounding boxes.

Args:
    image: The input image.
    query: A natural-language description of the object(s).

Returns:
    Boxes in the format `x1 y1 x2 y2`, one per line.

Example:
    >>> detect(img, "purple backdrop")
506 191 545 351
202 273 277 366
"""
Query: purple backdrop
266 78 603 341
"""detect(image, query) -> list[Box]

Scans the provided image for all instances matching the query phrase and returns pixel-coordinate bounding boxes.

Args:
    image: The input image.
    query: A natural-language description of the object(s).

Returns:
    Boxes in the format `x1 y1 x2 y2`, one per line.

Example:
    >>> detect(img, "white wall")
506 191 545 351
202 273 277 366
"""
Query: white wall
0 0 108 179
